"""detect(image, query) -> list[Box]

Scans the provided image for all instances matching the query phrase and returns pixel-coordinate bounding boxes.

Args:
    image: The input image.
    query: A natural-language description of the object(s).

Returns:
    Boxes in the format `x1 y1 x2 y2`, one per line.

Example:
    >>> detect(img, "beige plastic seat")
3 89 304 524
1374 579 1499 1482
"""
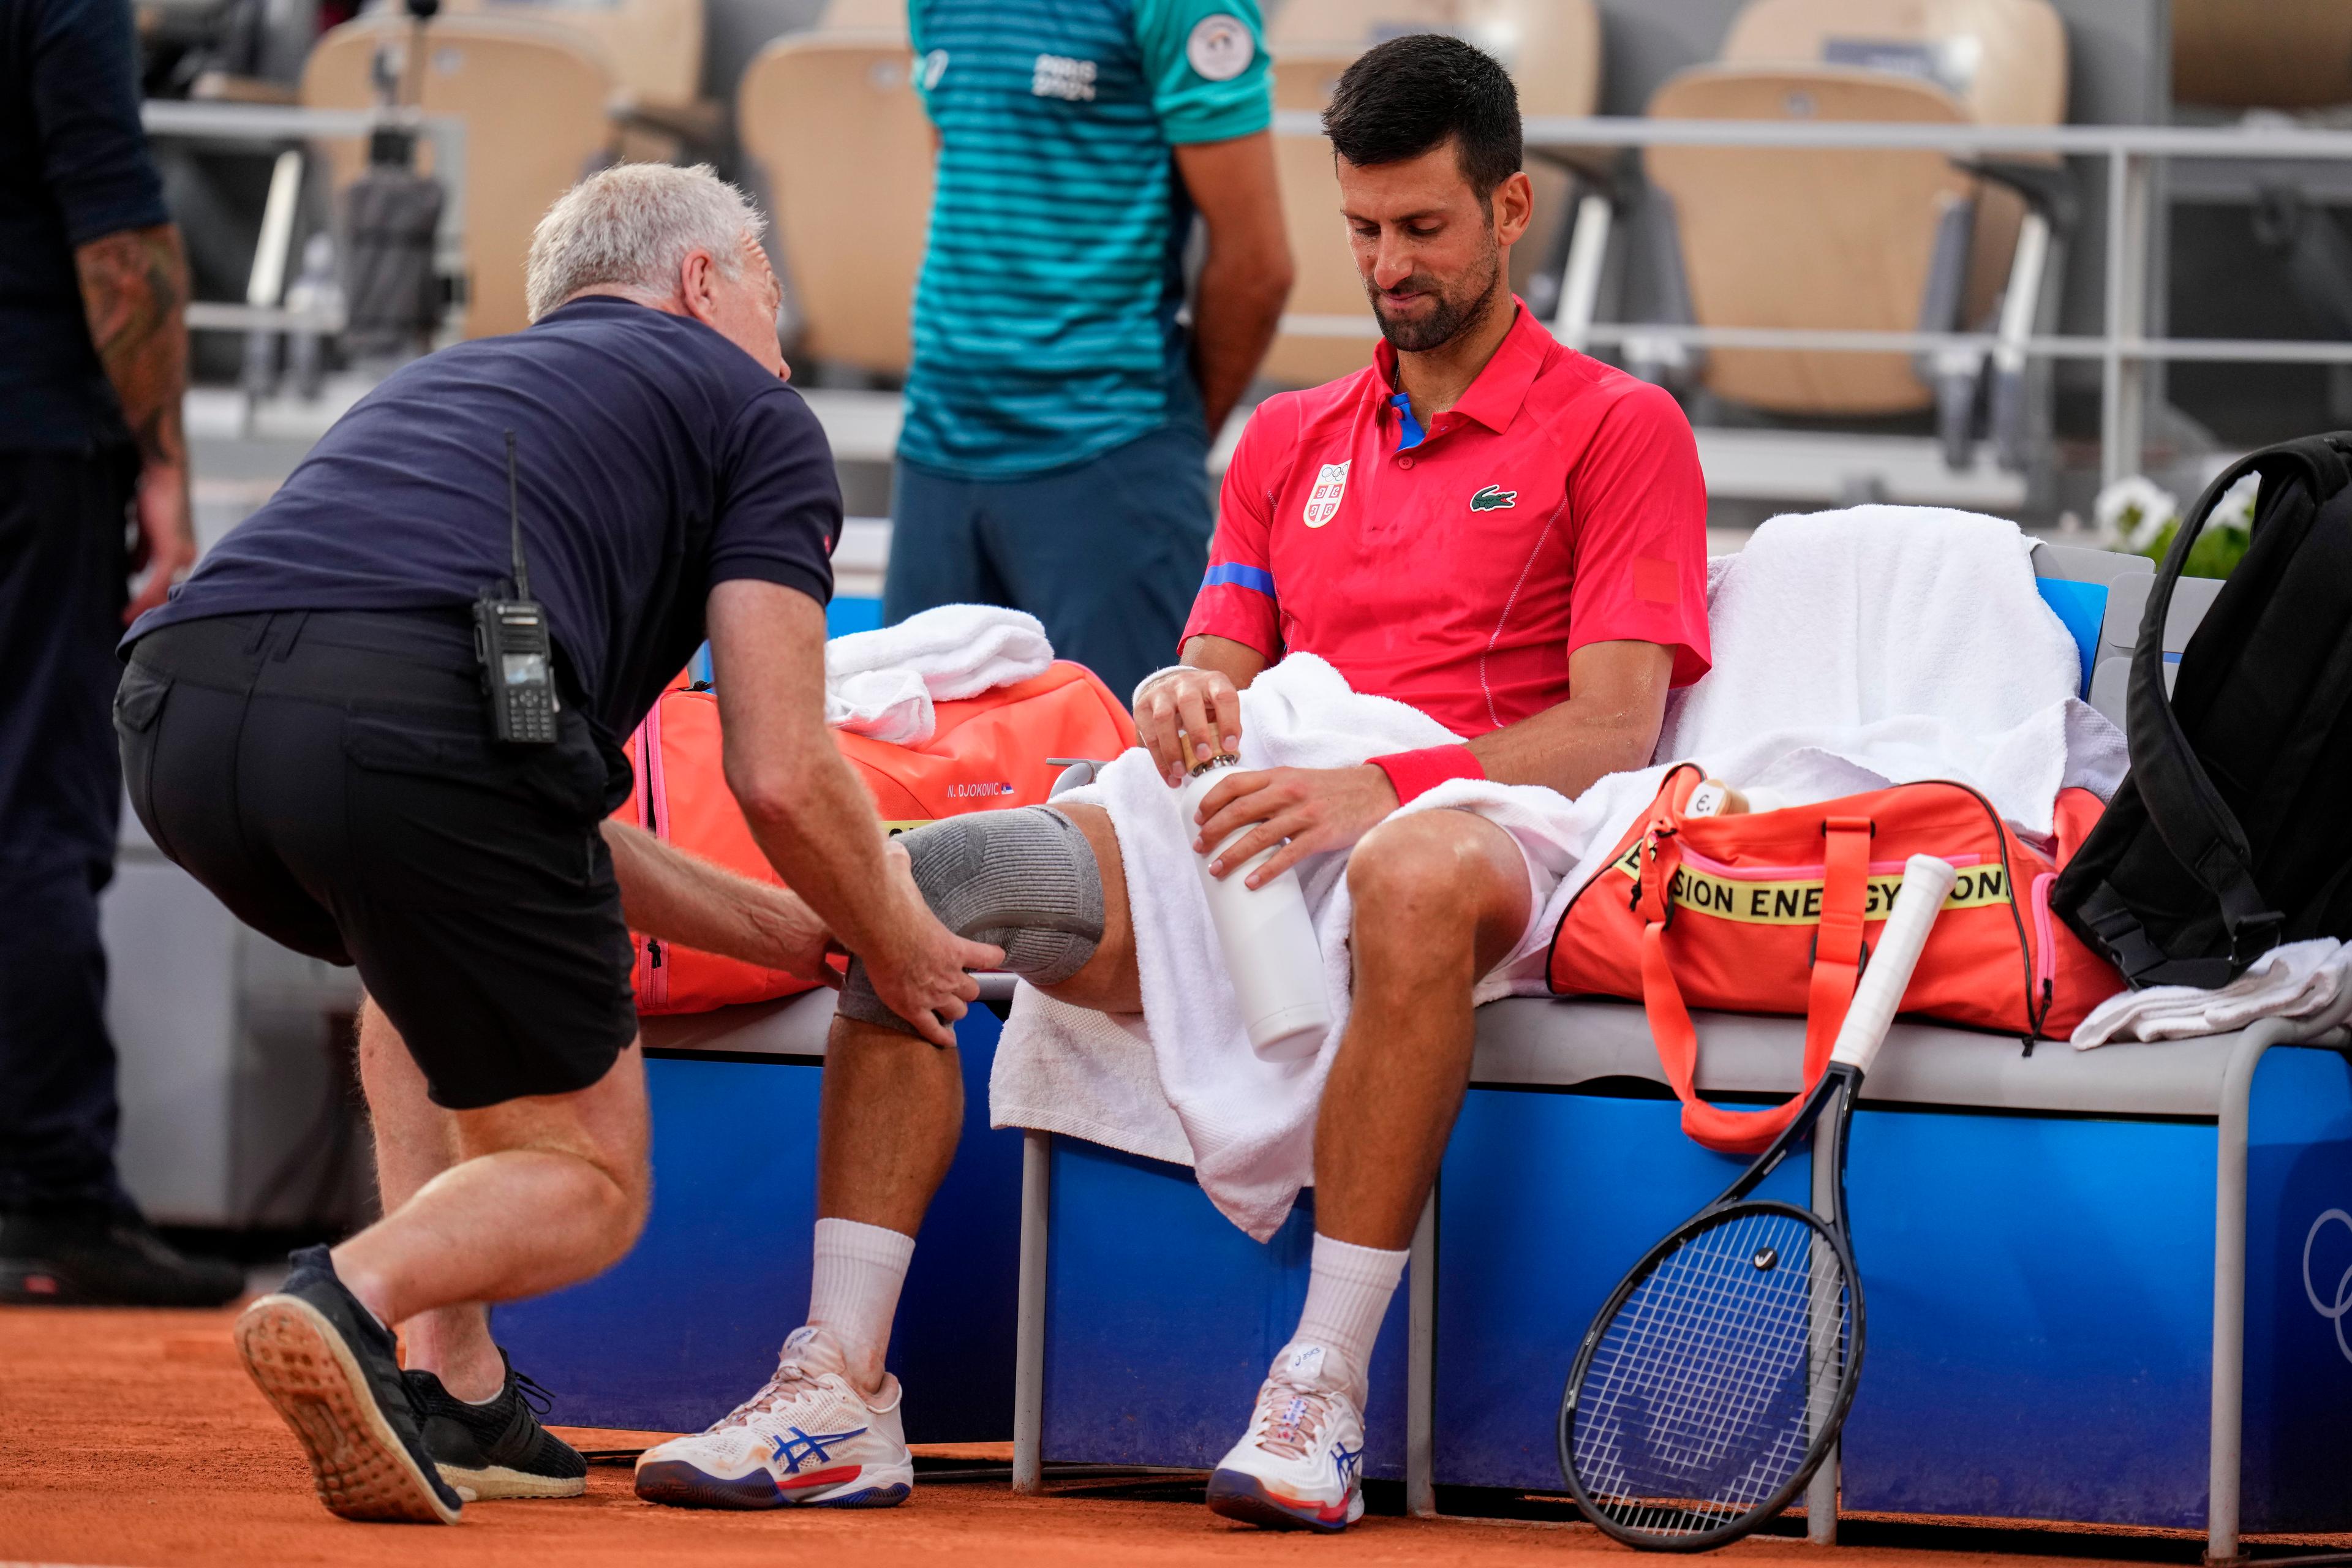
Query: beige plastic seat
303 16 619 339
737 32 932 375
383 0 707 162
1259 50 1376 388
424 0 702 104
812 0 907 36
1258 0 1597 389
1643 0 2067 418
1269 0 1597 116
2174 0 2352 110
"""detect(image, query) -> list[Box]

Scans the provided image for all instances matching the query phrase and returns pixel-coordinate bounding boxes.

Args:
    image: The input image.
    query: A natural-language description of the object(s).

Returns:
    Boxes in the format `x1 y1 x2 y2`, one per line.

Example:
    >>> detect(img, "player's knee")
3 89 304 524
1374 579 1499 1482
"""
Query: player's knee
1348 812 1491 937
839 807 1106 1035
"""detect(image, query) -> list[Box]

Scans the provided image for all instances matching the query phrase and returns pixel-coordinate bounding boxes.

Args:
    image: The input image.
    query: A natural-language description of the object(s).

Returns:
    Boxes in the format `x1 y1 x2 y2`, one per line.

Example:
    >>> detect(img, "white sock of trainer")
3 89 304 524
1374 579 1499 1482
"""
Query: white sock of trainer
1293 1233 1408 1399
806 1216 916 1396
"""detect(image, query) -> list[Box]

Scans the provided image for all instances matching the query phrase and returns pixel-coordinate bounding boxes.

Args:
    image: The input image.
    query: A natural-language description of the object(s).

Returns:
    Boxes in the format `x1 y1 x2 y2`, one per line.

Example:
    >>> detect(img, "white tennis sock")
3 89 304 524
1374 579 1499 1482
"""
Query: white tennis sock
1293 1234 1408 1400
806 1216 916 1395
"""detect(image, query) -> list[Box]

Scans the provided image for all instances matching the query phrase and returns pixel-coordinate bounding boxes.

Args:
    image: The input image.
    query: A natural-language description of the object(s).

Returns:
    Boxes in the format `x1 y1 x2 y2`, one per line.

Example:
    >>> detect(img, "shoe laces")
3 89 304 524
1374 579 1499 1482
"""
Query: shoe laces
1254 1378 1333 1463
511 1368 554 1419
710 1354 826 1433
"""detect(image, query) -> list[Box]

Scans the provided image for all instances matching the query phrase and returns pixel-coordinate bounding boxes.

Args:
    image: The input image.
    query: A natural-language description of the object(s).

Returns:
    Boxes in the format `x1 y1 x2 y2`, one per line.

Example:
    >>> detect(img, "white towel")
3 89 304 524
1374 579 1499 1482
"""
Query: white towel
2070 940 2352 1048
1657 507 2124 835
824 605 1054 744
990 507 2127 1239
990 653 1622 1238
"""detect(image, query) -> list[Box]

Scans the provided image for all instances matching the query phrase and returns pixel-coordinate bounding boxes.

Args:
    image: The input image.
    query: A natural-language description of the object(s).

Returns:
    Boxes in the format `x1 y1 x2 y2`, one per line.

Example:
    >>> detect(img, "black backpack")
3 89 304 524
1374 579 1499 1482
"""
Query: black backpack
2054 433 2352 989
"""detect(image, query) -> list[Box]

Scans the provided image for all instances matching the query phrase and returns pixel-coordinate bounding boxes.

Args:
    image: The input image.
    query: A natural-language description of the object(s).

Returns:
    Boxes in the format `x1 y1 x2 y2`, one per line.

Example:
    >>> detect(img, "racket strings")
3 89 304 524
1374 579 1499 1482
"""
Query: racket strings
1569 1208 1853 1540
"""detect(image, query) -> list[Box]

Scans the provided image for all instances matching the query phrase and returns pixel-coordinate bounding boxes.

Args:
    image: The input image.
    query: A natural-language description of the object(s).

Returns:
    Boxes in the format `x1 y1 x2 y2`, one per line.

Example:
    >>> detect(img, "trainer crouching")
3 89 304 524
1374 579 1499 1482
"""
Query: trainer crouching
112 164 1000 1525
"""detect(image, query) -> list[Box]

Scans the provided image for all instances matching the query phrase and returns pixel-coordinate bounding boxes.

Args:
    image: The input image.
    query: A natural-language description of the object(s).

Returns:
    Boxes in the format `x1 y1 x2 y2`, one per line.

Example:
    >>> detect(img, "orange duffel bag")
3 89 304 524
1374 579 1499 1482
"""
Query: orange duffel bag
614 660 1137 1015
1546 764 2125 1153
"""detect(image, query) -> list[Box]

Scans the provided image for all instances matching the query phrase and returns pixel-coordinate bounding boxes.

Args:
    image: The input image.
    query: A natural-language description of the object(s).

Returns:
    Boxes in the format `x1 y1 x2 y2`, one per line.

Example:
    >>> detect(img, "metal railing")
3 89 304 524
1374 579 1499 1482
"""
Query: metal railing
141 100 468 339
1273 110 2352 486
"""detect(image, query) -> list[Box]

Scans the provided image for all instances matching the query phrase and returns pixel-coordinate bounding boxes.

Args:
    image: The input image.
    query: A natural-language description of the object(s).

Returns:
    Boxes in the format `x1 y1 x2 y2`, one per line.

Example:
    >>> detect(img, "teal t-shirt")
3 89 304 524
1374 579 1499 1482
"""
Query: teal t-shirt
900 0 1272 481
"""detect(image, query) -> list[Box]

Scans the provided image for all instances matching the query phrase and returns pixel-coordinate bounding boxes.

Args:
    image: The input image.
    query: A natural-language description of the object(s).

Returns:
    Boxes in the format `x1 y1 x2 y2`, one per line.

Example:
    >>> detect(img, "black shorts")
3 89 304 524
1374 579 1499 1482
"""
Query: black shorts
116 609 638 1110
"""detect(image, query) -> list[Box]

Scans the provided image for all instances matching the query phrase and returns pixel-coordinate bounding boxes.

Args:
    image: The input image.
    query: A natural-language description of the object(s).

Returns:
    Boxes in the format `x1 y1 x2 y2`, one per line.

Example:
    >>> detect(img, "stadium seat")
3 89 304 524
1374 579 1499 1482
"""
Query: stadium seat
1257 0 1599 388
812 0 908 34
301 16 619 339
1267 0 1597 104
420 0 701 107
1256 48 1384 389
421 0 712 162
1640 0 2069 467
2174 0 2352 111
736 31 932 378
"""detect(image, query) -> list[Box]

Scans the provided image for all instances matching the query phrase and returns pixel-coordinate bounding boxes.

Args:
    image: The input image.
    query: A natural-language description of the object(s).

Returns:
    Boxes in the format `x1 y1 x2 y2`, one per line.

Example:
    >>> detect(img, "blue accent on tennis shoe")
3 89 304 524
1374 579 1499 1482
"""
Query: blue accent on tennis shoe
814 1482 911 1509
634 1459 910 1511
1202 562 1276 598
1332 1441 1364 1487
1205 1468 1352 1533
769 1425 869 1475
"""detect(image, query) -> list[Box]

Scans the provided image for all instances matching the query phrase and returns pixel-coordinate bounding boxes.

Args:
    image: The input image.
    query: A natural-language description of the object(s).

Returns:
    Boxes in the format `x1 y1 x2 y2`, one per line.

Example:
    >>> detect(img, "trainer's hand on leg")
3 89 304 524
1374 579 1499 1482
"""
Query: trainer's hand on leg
865 855 1002 1047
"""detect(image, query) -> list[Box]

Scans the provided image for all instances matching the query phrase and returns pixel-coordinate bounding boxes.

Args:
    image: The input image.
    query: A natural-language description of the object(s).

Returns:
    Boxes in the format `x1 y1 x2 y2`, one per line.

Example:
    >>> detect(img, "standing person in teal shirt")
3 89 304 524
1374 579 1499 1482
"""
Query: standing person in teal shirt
887 0 1293 704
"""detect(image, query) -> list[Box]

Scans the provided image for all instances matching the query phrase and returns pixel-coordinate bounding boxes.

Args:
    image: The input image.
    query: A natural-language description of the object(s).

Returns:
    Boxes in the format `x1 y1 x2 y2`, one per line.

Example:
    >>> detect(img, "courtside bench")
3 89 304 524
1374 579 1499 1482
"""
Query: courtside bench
494 989 1025 1444
1004 541 2352 1556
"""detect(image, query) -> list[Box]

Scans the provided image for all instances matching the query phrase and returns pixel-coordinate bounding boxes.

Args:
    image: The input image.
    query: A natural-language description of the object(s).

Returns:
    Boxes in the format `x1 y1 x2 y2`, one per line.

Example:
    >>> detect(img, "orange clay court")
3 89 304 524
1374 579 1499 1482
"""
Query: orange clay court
1 1302 2334 1568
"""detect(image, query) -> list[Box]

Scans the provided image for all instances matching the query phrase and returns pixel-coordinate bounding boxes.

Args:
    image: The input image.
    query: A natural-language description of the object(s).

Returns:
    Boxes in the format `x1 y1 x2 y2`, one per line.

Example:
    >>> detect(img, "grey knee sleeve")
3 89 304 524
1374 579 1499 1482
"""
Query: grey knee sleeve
840 807 1104 1038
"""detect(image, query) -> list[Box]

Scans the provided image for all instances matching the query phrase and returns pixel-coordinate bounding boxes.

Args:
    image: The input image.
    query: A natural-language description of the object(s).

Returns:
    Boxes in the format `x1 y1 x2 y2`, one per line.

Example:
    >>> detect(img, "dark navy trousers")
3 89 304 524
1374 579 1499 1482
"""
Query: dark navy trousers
0 448 136 1214
886 424 1215 707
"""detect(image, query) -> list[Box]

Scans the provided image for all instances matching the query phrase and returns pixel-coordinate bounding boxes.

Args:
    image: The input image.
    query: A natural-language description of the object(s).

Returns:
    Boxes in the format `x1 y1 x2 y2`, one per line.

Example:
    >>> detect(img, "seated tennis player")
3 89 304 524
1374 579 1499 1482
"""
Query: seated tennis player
634 34 1709 1529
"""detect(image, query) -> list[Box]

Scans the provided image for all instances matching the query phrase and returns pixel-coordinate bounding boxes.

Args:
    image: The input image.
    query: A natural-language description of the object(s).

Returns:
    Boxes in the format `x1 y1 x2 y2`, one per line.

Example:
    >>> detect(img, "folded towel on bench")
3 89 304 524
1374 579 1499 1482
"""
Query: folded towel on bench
1659 506 2123 838
990 507 2127 1238
2072 938 2352 1048
824 604 1053 744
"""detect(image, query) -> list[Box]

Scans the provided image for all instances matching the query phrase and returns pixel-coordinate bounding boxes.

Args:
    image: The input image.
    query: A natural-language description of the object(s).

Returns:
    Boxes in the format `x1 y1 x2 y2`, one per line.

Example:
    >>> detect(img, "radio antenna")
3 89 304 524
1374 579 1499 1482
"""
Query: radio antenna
504 428 532 600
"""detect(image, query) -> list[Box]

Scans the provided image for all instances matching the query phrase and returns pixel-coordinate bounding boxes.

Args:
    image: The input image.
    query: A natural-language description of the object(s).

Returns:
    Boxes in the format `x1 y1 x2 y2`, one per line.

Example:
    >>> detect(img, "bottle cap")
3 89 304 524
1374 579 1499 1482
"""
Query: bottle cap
1188 753 1241 779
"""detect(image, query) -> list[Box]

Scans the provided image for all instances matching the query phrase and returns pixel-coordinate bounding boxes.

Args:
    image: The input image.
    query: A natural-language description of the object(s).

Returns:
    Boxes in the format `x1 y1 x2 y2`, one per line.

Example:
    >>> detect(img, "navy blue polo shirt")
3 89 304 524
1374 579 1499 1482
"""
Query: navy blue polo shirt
128 297 842 742
1 0 172 452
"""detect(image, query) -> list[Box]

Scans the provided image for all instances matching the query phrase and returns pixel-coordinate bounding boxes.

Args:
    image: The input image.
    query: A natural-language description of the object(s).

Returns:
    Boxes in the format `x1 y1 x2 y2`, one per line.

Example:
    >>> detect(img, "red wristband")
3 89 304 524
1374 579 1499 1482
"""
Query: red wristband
1369 745 1486 804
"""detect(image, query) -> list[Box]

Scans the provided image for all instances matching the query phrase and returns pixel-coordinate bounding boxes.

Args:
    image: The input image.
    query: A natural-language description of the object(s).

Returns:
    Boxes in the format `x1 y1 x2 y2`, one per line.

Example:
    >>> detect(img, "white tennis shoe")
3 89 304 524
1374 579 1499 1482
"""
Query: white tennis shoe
633 1326 913 1510
1205 1343 1368 1532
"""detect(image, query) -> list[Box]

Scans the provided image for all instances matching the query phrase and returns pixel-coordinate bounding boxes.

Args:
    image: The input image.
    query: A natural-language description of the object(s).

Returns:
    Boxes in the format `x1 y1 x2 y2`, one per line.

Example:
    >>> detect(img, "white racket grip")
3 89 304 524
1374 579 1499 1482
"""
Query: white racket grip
1827 854 1959 1074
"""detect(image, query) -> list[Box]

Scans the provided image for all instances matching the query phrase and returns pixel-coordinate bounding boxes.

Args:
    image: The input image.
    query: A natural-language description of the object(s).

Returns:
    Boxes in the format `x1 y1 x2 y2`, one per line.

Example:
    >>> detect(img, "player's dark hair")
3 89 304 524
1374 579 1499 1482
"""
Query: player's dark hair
1322 32 1522 200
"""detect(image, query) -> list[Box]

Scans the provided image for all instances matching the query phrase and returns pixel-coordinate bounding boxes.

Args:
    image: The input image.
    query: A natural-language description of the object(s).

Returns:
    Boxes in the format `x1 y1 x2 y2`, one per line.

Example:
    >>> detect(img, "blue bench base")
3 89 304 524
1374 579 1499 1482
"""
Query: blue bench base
1021 1027 2352 1537
495 1008 1021 1443
1041 1139 1412 1480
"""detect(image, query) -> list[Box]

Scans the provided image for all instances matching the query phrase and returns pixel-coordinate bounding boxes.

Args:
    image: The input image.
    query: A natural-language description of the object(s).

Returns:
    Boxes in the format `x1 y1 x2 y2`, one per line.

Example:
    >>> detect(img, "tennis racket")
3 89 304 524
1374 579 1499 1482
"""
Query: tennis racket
1556 853 1959 1551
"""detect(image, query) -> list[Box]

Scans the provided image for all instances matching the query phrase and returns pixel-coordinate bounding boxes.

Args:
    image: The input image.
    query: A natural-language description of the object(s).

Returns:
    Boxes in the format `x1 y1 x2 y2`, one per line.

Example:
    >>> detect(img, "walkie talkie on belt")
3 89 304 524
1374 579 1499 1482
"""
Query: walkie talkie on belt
473 430 559 744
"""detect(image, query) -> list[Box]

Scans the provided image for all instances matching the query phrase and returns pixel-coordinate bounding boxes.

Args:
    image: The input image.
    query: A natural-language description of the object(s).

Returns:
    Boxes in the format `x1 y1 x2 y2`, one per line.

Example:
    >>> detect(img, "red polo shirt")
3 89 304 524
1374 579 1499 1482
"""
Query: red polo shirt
1182 302 1711 739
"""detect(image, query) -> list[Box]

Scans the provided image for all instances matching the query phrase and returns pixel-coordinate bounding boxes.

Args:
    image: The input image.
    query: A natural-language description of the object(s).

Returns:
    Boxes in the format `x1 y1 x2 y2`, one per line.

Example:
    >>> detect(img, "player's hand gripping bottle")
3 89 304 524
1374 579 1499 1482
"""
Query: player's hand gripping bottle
1177 756 1332 1061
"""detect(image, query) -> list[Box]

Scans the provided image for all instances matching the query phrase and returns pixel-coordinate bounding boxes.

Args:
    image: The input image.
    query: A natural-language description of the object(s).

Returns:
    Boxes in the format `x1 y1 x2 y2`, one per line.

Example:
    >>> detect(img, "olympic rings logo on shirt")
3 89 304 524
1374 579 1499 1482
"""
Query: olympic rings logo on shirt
2302 1208 2352 1364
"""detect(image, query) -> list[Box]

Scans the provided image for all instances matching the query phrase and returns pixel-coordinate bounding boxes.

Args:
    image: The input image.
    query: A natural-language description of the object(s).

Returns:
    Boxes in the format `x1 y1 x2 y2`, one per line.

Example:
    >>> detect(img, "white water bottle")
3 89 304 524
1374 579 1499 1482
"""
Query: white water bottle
1177 756 1332 1060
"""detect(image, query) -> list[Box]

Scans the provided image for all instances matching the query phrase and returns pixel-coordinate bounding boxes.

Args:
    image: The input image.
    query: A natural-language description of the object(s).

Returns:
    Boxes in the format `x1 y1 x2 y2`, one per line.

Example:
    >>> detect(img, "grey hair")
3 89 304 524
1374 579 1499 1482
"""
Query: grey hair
524 163 767 322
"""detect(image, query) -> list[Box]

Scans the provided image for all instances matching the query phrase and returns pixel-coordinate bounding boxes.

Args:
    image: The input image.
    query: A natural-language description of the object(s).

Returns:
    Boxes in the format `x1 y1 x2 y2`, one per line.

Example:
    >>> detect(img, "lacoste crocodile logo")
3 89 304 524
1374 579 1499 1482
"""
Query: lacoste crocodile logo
1469 484 1517 511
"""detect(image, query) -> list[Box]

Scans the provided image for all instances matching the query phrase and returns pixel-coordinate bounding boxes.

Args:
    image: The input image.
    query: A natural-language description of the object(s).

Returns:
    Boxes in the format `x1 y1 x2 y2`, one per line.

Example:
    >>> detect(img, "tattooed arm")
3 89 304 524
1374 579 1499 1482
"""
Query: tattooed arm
75 223 195 622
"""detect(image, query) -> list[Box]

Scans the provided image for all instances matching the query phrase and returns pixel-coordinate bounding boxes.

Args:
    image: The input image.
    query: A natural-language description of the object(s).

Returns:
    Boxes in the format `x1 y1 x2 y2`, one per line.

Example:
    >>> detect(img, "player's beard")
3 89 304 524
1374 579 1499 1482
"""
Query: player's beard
1367 234 1504 353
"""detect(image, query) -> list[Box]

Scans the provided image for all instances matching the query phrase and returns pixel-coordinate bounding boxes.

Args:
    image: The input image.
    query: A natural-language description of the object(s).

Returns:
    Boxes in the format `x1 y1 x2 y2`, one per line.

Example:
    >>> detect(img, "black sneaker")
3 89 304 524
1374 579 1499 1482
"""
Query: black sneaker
0 1204 244 1307
406 1355 587 1500
233 1244 464 1524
